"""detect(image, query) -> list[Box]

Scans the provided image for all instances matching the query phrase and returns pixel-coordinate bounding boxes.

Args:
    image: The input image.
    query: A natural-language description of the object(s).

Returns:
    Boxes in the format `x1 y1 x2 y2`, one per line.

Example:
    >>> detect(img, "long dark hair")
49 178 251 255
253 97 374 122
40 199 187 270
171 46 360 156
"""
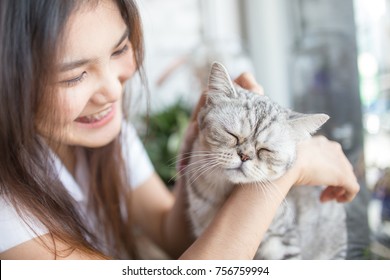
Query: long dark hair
0 0 145 259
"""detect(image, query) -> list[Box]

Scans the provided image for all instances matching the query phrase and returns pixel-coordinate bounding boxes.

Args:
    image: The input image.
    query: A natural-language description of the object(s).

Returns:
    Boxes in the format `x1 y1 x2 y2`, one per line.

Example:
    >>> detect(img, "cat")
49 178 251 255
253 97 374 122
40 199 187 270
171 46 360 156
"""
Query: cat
184 62 347 259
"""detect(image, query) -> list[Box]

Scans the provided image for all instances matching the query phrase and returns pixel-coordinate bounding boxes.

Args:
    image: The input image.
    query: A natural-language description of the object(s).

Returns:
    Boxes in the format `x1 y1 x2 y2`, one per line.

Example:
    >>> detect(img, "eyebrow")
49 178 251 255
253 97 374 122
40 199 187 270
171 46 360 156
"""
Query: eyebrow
59 28 130 72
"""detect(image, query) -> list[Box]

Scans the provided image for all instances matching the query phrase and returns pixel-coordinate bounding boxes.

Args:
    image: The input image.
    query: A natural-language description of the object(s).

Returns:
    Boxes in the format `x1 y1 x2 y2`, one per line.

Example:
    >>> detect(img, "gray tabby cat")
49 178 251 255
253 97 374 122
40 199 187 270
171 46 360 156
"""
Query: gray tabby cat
185 62 347 259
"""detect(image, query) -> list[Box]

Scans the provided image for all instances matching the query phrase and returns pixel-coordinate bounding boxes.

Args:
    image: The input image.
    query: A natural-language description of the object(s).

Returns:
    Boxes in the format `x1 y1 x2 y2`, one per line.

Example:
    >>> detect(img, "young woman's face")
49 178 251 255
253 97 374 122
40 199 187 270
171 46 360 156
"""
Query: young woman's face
42 0 136 148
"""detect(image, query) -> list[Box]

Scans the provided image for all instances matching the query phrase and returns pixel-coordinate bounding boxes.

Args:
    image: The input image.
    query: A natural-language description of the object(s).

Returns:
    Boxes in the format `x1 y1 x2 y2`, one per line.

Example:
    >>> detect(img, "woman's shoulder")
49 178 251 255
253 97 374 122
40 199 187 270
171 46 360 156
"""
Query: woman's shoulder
0 196 48 253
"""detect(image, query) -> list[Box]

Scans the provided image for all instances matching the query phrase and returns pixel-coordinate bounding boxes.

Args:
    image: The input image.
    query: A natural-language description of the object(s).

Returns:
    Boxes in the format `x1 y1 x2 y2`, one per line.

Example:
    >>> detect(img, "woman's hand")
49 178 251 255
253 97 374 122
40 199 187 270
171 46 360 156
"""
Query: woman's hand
234 72 264 95
292 136 360 202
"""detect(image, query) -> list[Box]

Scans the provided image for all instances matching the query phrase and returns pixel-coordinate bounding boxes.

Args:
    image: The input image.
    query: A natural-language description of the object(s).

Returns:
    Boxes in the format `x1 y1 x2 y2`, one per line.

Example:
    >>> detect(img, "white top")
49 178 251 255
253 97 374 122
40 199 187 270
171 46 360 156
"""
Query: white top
0 123 154 253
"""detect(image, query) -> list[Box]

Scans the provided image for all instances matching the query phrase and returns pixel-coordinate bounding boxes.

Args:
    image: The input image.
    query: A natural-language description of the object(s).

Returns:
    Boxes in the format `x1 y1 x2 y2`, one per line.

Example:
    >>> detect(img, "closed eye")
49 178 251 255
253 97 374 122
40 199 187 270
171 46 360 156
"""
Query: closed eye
112 44 129 57
60 71 87 87
258 147 272 154
226 131 239 145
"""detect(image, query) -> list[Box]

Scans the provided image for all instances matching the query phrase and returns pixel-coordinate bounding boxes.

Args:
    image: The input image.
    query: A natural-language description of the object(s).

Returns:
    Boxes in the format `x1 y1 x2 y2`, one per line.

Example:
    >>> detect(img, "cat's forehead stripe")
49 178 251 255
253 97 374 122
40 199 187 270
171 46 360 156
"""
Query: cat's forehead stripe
256 114 278 136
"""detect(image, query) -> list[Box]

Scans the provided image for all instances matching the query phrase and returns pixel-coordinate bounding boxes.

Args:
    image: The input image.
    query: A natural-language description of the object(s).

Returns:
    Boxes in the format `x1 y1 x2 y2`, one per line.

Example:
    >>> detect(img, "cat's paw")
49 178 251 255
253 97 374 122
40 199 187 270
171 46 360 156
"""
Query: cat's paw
256 236 301 260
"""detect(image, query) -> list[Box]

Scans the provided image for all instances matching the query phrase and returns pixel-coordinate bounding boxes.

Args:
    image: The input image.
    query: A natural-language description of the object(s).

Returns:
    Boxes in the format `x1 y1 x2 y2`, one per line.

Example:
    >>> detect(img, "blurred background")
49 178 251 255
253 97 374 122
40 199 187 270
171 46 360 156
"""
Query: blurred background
131 0 390 259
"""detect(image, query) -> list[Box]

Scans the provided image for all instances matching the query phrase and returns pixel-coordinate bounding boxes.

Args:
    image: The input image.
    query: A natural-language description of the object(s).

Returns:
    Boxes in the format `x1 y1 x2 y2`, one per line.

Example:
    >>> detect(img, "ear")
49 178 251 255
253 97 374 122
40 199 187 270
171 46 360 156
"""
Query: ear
208 62 237 99
288 112 329 140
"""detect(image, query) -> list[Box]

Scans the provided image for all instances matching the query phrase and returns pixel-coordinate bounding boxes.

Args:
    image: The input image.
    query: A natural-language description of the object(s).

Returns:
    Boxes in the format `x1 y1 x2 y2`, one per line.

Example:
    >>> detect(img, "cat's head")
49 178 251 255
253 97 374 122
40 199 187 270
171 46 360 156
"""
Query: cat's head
197 62 329 184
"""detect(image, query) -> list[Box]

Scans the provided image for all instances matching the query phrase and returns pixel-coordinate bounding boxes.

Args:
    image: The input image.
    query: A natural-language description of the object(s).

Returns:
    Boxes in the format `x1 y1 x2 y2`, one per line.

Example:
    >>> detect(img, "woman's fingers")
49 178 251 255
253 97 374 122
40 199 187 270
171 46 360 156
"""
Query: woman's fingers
234 72 264 95
336 174 360 202
320 186 346 202
320 183 359 203
191 72 263 123
177 90 208 173
177 122 198 172
190 92 207 122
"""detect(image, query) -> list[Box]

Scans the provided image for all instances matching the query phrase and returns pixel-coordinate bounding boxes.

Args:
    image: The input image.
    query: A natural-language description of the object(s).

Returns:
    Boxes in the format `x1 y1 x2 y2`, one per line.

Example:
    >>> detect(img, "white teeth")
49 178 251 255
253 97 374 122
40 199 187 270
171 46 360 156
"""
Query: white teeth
83 106 112 122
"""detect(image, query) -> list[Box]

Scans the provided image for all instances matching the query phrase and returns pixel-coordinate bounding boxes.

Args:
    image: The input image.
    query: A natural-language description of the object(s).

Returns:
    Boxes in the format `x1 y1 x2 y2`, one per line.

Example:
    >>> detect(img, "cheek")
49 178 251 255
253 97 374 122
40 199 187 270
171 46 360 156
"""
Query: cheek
57 90 88 123
119 47 137 81
203 129 227 147
254 143 296 176
263 148 295 176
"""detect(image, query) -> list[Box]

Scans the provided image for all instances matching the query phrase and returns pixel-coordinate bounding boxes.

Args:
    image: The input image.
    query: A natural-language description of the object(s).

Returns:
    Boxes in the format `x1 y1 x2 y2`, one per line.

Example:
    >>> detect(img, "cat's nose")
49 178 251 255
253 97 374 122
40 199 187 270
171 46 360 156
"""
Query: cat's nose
238 152 251 162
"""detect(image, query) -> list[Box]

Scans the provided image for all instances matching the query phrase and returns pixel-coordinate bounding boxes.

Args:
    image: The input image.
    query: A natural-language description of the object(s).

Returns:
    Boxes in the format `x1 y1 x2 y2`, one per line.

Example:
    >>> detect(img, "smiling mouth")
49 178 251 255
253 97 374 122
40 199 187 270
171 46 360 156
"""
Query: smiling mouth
75 106 113 124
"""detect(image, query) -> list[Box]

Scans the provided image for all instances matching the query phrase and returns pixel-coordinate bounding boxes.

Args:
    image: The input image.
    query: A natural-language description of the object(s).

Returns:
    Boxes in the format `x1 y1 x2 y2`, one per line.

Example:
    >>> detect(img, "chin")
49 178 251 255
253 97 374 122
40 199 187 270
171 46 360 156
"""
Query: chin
74 118 122 148
226 171 257 184
83 135 117 148
88 128 121 148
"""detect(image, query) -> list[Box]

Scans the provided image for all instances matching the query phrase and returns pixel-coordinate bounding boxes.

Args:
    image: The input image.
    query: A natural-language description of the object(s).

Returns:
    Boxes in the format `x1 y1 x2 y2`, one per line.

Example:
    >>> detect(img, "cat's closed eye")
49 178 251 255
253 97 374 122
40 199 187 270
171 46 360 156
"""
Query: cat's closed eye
257 147 272 156
226 131 239 146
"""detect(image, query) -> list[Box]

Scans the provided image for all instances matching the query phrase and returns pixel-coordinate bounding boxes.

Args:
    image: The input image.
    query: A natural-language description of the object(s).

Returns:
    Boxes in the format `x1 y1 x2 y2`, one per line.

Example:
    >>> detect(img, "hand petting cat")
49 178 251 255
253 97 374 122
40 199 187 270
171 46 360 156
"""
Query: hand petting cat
293 136 359 203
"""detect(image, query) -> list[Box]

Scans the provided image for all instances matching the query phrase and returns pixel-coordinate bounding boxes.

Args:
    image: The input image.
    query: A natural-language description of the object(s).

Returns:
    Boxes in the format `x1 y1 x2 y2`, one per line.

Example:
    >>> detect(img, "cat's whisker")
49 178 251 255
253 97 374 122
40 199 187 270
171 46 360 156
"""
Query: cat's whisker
186 164 220 184
168 157 220 183
264 180 289 211
254 180 276 204
193 166 230 201
187 166 220 190
172 151 223 159
169 154 222 167
182 157 220 168
187 161 223 186
167 152 221 167
186 160 222 182
168 152 218 183
178 150 219 156
246 166 288 209
251 181 275 212
256 179 292 222
254 169 290 212
167 150 210 158
237 182 270 208
171 154 219 166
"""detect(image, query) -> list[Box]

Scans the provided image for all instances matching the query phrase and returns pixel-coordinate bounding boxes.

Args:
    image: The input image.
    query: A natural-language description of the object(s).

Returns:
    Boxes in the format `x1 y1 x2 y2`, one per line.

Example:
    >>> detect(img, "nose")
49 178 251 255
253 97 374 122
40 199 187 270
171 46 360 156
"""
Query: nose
91 68 123 105
238 152 251 162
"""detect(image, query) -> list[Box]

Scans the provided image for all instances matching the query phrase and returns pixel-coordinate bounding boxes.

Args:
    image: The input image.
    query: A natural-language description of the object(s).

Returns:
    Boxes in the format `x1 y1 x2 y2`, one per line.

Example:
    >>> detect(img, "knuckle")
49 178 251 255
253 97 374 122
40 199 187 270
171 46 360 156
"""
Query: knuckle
334 142 342 150
314 135 327 143
241 72 254 80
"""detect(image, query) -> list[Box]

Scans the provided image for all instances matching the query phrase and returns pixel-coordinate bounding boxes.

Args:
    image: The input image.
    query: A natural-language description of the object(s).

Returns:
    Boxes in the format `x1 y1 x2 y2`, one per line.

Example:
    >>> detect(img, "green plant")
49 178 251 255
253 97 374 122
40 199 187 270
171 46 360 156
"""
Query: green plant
140 101 191 187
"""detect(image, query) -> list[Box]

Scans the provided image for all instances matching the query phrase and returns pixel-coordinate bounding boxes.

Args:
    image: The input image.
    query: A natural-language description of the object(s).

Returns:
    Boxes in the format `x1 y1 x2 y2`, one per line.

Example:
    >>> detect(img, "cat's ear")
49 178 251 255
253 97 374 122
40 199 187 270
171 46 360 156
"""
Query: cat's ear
208 62 237 99
287 111 329 140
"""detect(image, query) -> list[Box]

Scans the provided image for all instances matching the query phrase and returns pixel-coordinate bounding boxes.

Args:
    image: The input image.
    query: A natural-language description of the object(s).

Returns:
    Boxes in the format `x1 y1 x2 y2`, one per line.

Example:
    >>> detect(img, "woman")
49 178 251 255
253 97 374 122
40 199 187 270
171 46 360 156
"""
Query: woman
0 0 359 259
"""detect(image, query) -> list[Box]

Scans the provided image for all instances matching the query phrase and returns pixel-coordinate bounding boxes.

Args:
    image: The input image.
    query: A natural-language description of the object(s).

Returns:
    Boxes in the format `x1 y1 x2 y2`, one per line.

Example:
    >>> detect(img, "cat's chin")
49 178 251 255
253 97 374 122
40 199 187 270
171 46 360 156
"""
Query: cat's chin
225 169 260 184
225 167 281 185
